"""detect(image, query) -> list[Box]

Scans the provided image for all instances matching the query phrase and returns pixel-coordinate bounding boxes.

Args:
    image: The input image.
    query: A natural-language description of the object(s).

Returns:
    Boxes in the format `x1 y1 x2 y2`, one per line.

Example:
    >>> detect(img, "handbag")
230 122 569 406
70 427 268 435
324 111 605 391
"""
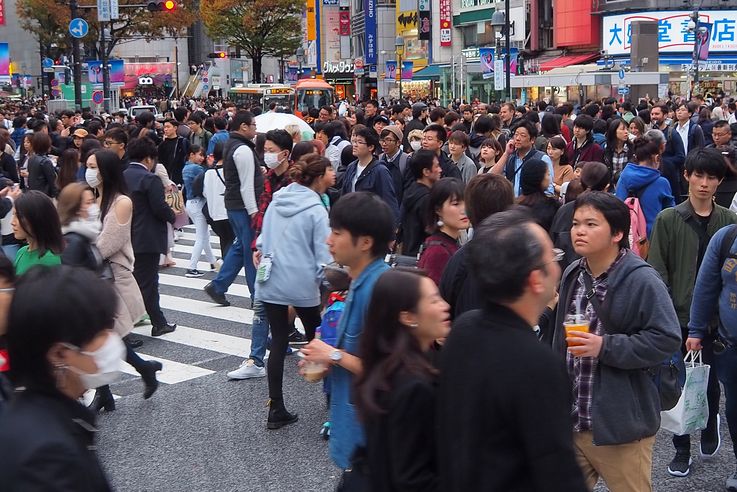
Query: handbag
165 188 185 215
336 447 371 492
661 350 710 435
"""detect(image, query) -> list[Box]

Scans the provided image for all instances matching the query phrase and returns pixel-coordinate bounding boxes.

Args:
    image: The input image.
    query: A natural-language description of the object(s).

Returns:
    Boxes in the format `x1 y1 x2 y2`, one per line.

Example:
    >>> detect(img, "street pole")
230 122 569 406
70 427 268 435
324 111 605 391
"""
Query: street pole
398 51 403 101
101 23 111 112
175 37 180 99
70 0 83 110
504 0 511 102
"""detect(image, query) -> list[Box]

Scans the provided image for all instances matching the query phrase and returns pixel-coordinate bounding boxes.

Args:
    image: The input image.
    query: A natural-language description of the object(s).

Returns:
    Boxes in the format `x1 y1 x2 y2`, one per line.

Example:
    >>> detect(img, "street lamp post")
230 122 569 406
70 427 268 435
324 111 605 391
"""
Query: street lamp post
296 46 305 80
688 10 707 100
490 0 513 102
395 36 405 101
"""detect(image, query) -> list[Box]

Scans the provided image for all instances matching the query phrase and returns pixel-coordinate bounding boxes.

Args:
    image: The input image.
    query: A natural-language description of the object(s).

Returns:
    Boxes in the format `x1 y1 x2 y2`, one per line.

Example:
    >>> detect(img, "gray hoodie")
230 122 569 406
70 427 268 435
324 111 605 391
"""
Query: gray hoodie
255 182 332 307
552 250 681 445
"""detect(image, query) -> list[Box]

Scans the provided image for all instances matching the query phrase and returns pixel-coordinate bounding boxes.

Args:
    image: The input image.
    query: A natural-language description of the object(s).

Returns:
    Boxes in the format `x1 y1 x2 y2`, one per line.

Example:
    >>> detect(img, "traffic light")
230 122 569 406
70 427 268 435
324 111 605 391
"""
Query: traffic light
207 52 227 59
147 0 176 12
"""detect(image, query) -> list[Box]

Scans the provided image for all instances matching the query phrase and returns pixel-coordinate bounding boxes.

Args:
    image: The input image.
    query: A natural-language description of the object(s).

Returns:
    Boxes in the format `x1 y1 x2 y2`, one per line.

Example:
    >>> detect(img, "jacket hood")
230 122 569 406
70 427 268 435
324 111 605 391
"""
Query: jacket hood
620 164 662 192
469 132 486 147
404 181 430 209
562 249 650 298
271 182 325 218
62 219 101 243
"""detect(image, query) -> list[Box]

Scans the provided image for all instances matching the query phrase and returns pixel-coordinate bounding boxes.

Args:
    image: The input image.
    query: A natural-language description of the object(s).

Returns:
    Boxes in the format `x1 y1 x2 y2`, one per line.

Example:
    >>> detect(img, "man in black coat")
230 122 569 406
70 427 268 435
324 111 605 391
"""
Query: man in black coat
124 136 177 337
438 208 587 492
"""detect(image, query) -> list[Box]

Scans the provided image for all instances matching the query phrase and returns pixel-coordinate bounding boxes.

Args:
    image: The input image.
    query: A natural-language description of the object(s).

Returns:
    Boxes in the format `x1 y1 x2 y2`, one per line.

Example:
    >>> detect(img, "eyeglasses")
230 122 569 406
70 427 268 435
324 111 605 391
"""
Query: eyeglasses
422 136 438 142
351 140 367 146
104 140 121 147
380 138 398 144
0 287 14 293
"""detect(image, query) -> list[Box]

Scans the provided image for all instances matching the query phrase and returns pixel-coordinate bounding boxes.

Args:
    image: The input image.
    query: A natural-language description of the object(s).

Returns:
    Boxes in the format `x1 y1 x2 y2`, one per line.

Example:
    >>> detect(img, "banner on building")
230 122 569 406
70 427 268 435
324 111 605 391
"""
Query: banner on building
419 11 431 41
306 0 317 41
87 59 125 86
365 0 377 64
697 22 712 61
397 0 418 36
0 43 7 78
479 48 493 79
386 60 397 80
401 60 414 80
494 58 505 90
339 11 351 36
439 0 452 46
0 0 6 26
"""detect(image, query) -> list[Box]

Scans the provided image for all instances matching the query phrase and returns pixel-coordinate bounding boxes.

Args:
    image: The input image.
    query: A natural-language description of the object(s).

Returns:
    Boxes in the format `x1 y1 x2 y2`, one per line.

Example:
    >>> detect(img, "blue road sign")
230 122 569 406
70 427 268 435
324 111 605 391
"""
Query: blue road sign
617 86 630 96
42 58 53 69
92 91 104 105
69 18 89 39
618 68 625 80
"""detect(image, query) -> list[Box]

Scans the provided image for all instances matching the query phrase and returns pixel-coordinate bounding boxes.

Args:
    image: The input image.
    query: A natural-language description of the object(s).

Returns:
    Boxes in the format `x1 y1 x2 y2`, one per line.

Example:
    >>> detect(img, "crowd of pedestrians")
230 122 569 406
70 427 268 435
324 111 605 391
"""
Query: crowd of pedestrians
1 92 737 491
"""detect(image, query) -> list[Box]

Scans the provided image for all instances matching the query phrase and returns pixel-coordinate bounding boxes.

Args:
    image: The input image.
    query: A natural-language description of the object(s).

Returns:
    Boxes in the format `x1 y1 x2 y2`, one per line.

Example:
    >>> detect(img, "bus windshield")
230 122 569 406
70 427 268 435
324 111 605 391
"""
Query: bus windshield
297 89 334 114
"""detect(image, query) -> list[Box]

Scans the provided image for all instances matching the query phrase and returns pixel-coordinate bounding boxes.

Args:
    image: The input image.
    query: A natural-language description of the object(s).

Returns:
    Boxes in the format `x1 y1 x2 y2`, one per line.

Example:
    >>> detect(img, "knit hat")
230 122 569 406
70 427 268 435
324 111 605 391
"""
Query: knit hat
519 158 549 195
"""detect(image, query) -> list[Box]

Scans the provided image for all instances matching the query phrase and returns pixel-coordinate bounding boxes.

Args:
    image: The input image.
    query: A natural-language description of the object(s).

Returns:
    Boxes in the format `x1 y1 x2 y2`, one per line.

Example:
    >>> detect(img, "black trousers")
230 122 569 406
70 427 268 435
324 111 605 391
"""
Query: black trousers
263 302 321 401
133 252 167 327
673 328 721 449
211 219 235 259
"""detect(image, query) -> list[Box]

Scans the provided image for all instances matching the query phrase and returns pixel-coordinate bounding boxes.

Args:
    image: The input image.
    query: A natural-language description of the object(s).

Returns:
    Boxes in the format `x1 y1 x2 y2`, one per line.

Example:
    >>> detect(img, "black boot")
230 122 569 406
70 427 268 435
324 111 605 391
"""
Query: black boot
267 398 298 430
139 360 163 399
88 386 115 413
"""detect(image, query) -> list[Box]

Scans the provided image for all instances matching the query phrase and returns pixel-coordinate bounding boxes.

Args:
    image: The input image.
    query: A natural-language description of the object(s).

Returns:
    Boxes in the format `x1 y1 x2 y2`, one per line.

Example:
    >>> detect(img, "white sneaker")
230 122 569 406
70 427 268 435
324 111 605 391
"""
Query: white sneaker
227 359 266 380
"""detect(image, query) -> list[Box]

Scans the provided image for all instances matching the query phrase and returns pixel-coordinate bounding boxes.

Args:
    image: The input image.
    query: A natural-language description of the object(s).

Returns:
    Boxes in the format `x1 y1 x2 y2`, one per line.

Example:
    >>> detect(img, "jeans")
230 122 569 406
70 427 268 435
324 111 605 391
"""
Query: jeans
210 209 256 296
185 198 216 270
263 302 320 401
210 219 235 259
714 343 737 460
248 298 269 367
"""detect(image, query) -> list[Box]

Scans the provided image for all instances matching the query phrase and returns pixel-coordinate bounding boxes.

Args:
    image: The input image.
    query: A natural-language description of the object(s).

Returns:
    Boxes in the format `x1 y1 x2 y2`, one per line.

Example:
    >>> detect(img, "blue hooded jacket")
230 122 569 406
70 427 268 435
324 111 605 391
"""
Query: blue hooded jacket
255 182 332 307
615 164 675 237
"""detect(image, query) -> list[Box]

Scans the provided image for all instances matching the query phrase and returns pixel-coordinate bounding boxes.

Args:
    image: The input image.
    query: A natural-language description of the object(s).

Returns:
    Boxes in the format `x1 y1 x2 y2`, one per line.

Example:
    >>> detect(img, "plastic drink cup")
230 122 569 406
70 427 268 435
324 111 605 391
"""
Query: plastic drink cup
303 361 327 382
564 314 590 348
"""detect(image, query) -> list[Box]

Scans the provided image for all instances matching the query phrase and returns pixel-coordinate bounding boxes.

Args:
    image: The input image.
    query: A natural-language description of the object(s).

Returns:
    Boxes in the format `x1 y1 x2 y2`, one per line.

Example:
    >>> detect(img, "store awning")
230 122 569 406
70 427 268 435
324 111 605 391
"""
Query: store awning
539 54 599 72
413 64 449 80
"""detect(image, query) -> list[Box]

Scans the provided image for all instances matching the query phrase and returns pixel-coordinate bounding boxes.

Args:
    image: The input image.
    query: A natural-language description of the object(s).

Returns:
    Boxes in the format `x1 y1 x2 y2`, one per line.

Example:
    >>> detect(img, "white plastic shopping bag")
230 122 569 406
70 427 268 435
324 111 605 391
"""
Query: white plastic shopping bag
661 350 710 436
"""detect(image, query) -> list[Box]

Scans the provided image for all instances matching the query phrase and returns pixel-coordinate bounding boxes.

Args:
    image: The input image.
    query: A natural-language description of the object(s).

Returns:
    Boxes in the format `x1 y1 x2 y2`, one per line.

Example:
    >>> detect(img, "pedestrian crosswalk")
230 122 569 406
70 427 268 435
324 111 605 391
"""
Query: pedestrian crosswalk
107 225 265 399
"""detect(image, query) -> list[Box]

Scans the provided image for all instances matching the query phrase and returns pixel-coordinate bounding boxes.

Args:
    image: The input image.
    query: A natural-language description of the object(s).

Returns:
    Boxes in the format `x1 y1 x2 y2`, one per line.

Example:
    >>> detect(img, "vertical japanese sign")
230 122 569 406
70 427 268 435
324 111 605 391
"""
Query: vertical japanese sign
418 0 431 41
697 22 712 61
339 11 351 36
0 44 9 78
401 60 414 80
306 0 317 41
365 0 377 64
386 60 397 80
439 0 452 46
397 0 418 36
0 0 6 26
479 47 494 79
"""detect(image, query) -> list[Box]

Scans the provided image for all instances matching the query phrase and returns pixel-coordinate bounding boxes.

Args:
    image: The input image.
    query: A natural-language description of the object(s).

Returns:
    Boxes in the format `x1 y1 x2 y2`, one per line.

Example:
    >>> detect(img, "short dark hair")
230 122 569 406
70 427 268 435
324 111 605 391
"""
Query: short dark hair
265 129 294 153
30 132 51 155
324 120 348 141
511 119 538 139
330 192 395 258
353 126 379 154
448 130 469 147
685 148 727 180
473 115 495 135
713 120 732 133
410 149 438 180
104 127 128 146
427 178 465 232
429 107 446 122
6 266 118 389
174 106 189 123
574 191 630 249
188 112 204 126
213 116 227 131
573 114 594 132
444 111 460 127
14 190 64 257
136 111 156 128
583 104 600 118
228 111 254 132
424 123 447 143
579 161 610 191
127 136 159 162
464 173 514 227
468 208 545 304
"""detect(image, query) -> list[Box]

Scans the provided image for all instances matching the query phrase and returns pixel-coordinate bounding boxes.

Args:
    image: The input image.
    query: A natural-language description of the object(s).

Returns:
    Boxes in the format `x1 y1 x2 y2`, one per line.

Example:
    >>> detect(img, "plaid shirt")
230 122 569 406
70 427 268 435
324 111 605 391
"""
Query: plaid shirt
609 144 631 175
250 169 291 250
567 249 626 432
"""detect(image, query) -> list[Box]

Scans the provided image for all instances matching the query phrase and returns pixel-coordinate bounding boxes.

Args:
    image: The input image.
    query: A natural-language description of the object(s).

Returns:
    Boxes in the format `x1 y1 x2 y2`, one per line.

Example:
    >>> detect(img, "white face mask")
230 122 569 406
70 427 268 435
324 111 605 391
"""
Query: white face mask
66 332 125 389
263 152 282 170
86 203 100 222
85 168 101 188
410 141 422 151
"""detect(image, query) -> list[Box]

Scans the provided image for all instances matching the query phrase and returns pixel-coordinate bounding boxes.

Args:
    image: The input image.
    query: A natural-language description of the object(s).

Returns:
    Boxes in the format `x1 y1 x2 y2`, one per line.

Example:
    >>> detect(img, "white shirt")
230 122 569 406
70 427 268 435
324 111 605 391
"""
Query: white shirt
676 121 690 155
352 162 368 192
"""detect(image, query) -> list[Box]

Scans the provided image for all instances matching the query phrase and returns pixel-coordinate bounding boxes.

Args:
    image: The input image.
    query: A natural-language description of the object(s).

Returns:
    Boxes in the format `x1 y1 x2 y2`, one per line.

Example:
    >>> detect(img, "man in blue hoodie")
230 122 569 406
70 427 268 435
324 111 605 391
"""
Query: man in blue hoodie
615 131 675 236
688 224 737 491
301 192 394 470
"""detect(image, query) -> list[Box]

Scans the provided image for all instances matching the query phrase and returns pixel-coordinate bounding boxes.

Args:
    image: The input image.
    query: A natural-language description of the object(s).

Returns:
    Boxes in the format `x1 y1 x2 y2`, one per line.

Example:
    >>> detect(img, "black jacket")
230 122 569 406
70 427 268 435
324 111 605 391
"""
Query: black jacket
365 374 439 492
61 226 101 272
158 136 190 185
0 152 18 183
549 201 579 271
340 158 400 222
438 306 587 492
124 162 175 254
399 181 430 256
0 388 112 491
402 151 462 195
27 154 58 198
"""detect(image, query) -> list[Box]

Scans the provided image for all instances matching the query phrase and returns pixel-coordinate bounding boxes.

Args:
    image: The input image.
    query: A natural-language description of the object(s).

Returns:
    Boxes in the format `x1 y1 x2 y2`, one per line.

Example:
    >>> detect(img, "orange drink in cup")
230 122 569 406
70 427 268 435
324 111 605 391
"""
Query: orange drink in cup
564 314 590 348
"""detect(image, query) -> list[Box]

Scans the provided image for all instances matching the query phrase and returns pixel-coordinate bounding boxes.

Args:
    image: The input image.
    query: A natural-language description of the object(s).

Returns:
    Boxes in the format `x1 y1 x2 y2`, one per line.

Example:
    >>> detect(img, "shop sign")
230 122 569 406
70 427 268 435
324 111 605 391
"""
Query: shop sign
0 0 5 26
323 60 354 77
396 0 418 36
680 62 737 71
364 0 377 64
603 10 737 56
459 0 493 11
339 11 351 36
439 0 452 46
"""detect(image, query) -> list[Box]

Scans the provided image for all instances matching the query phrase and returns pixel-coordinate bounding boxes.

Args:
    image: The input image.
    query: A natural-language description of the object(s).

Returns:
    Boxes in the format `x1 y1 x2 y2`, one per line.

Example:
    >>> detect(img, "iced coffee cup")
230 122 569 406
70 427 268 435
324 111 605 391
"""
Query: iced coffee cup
302 361 327 382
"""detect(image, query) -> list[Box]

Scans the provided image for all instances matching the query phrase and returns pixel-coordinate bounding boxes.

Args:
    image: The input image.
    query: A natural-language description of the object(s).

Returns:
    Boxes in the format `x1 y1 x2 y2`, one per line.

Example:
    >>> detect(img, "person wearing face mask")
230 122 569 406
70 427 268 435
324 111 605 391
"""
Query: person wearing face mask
0 266 120 489
84 149 162 411
58 183 104 271
182 145 217 278
407 129 424 154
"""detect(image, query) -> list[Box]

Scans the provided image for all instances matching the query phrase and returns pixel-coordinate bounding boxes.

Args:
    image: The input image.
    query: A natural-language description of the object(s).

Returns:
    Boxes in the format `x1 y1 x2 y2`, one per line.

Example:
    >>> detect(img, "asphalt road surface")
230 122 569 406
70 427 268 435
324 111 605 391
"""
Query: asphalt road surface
95 227 735 492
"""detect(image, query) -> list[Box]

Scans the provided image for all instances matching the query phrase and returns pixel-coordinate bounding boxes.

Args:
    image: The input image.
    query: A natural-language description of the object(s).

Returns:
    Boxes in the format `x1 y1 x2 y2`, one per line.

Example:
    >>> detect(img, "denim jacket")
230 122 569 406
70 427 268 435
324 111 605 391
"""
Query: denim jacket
329 258 389 469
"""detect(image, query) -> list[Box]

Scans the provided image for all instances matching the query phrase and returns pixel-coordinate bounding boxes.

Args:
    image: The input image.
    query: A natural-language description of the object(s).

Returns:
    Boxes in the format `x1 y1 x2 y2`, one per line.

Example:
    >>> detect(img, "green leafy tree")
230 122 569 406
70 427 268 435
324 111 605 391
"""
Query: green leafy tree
201 0 302 83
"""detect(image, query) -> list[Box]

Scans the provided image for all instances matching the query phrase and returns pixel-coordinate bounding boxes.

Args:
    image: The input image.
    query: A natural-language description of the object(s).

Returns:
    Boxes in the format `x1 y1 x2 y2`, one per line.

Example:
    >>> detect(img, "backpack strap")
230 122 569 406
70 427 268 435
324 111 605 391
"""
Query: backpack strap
719 224 737 268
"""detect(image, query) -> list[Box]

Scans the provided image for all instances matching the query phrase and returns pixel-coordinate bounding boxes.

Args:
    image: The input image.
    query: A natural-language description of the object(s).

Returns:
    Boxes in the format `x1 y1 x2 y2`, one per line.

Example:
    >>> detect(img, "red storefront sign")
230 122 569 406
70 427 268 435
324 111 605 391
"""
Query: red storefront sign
339 11 351 36
439 0 451 46
0 0 6 26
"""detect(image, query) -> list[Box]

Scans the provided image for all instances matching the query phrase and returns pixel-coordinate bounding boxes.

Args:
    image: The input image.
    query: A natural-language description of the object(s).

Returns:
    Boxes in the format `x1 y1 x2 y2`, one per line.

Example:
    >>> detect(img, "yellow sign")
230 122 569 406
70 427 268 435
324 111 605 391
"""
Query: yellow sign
396 0 418 36
267 88 293 94
306 0 317 41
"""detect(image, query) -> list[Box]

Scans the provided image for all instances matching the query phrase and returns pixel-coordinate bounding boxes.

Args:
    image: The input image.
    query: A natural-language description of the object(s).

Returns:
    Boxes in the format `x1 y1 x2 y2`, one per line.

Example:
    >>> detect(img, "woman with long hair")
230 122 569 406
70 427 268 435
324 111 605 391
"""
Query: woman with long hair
0 130 18 183
255 153 334 429
418 178 469 285
84 149 162 411
355 269 449 491
27 132 58 198
603 118 634 184
546 136 573 197
57 148 81 191
535 112 562 151
12 190 63 275
516 158 561 233
629 116 646 139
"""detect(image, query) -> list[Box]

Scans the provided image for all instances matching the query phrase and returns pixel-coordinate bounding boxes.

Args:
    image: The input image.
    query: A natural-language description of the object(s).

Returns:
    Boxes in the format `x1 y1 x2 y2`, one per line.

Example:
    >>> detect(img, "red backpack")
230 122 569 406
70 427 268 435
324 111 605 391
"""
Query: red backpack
624 189 649 258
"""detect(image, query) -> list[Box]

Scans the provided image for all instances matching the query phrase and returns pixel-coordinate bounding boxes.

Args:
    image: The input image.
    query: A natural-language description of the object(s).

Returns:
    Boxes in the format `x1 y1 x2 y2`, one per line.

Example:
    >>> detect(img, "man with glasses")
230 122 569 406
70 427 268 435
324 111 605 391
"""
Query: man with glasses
340 126 399 222
493 120 554 197
708 120 734 150
418 124 462 181
103 127 130 169
378 125 408 204
553 192 681 492
204 111 264 307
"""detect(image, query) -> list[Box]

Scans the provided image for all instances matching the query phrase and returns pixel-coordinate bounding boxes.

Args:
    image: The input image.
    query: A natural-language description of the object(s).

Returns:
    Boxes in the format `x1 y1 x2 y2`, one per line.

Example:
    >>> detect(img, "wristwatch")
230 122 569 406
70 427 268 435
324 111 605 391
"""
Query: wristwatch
330 349 343 365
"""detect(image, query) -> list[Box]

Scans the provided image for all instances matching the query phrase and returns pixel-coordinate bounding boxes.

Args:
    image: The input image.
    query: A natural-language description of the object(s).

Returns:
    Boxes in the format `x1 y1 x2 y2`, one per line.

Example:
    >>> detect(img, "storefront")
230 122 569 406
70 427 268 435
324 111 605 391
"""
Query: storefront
322 60 356 101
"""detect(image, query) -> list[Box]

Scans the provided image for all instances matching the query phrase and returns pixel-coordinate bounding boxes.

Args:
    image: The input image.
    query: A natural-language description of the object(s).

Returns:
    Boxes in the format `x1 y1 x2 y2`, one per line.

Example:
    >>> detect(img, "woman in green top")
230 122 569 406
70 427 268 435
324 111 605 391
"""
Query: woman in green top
11 190 63 275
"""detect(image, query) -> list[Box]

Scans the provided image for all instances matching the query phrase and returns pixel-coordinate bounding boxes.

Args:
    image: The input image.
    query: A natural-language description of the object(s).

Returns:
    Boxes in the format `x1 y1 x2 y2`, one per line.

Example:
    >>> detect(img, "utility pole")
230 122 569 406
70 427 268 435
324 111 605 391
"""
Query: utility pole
70 0 83 110
101 23 111 112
